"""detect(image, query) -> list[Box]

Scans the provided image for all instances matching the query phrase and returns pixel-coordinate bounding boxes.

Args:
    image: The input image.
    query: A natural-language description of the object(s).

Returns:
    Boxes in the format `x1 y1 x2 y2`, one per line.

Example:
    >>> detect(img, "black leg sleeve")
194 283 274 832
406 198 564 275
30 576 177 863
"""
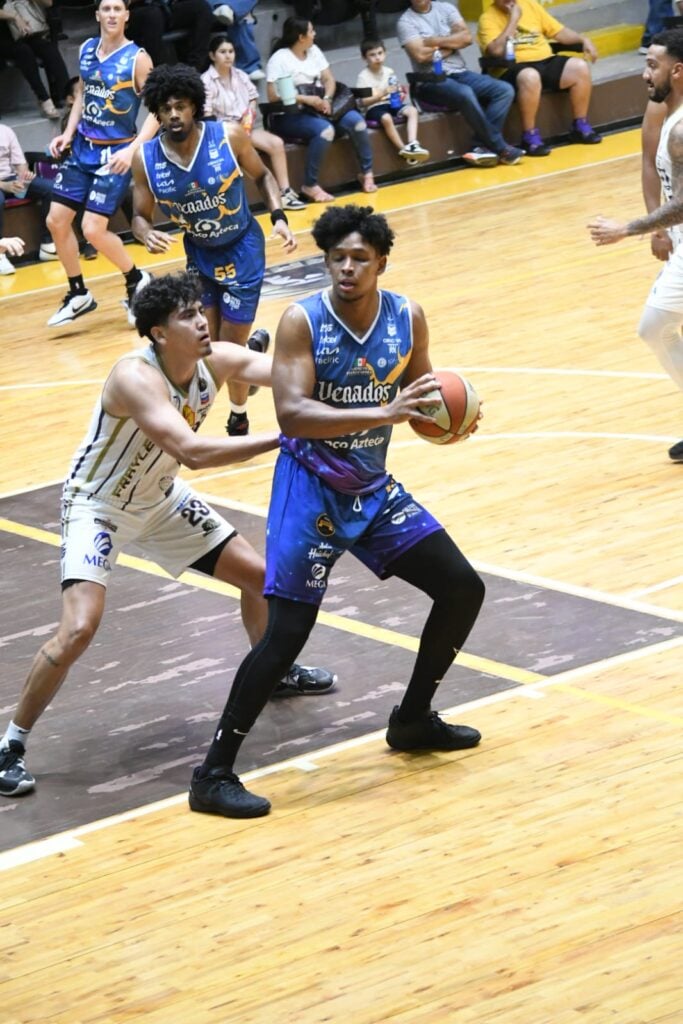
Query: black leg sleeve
202 597 319 771
386 530 485 720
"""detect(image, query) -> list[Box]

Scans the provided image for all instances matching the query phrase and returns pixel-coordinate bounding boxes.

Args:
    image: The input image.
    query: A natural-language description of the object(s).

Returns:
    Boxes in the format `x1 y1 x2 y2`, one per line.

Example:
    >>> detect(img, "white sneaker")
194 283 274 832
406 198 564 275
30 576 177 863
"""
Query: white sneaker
39 242 58 262
47 290 97 326
123 269 152 328
399 141 430 164
280 187 306 210
0 253 15 275
462 146 498 168
40 98 60 120
213 3 234 23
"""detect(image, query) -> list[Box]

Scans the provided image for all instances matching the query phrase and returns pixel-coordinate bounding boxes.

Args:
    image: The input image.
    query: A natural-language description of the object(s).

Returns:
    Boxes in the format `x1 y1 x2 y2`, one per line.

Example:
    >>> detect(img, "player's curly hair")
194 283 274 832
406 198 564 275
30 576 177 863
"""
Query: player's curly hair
142 63 206 118
311 205 395 257
134 272 201 343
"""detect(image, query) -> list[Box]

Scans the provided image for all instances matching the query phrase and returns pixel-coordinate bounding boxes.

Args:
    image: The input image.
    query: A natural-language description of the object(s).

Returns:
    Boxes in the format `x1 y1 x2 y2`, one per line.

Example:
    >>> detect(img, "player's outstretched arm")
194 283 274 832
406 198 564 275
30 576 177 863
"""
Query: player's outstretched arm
103 359 280 469
273 303 440 437
206 342 273 392
590 121 683 244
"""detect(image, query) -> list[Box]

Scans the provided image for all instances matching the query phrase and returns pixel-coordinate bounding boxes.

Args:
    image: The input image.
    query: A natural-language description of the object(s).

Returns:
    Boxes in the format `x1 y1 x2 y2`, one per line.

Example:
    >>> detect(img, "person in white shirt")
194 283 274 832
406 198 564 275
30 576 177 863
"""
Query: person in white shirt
356 37 429 165
265 16 377 202
202 33 305 209
0 123 56 273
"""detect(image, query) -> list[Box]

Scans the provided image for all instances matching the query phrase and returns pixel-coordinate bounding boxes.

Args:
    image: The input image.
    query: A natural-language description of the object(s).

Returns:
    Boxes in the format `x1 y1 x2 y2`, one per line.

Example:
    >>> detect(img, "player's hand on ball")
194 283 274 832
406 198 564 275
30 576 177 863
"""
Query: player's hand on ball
386 373 442 424
588 217 628 246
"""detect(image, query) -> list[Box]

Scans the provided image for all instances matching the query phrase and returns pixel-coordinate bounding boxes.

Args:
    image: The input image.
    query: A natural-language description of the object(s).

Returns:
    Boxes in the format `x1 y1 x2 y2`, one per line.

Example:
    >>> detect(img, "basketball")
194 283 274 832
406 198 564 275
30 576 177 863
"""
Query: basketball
409 371 480 445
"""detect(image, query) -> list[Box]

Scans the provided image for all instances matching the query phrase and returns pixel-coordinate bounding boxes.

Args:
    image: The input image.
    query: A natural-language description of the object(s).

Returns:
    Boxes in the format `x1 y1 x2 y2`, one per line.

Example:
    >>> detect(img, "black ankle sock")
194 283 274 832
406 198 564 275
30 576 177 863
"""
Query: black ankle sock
124 267 142 298
68 274 86 295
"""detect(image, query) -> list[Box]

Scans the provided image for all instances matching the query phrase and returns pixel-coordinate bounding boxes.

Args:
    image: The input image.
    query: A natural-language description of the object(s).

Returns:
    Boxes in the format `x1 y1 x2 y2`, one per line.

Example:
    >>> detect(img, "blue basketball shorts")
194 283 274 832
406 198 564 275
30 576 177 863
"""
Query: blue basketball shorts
51 133 132 217
264 452 443 606
184 218 266 325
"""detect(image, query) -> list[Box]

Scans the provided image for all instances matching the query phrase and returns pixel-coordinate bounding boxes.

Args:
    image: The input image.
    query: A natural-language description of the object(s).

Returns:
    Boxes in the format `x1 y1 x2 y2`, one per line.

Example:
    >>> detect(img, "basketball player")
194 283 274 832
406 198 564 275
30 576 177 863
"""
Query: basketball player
0 272 335 800
588 29 683 462
46 0 158 328
188 204 485 820
131 63 297 437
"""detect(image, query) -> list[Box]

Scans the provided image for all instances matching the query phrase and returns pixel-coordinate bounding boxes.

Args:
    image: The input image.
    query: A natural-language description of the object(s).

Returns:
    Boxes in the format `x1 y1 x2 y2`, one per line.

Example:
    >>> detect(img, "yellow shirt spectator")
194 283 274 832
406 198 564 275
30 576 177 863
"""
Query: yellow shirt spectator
478 0 564 69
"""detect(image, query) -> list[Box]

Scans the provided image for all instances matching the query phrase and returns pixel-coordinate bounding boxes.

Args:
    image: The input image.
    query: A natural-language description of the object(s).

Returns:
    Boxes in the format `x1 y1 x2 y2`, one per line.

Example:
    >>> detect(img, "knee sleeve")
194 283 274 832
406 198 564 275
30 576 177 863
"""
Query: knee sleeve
638 305 683 391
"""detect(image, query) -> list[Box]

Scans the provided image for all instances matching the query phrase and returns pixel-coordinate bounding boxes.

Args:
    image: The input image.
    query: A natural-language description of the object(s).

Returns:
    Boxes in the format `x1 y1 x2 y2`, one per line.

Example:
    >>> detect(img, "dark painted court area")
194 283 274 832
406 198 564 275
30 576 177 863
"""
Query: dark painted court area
2 485 682 851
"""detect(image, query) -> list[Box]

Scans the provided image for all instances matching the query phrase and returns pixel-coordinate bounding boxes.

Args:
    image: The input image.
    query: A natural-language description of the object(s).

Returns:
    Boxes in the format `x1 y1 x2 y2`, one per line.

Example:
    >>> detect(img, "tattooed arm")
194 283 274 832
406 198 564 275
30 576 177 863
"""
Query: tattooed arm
589 118 683 245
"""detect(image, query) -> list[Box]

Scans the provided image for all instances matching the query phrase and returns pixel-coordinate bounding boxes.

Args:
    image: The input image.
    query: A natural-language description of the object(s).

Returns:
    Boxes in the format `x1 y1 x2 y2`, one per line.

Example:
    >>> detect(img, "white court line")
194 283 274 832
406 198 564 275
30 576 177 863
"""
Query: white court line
628 575 683 598
2 631 679 873
0 365 671 394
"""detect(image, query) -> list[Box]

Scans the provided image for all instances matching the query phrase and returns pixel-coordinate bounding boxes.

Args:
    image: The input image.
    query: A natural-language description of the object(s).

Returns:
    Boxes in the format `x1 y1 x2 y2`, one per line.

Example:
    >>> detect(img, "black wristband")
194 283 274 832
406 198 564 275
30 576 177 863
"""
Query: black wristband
270 209 288 226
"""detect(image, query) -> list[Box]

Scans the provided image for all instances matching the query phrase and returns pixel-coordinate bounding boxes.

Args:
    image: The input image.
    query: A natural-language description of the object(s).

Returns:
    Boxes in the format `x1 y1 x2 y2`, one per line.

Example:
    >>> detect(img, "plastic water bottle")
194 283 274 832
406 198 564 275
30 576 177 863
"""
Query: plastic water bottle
504 37 515 61
388 75 401 111
432 48 443 75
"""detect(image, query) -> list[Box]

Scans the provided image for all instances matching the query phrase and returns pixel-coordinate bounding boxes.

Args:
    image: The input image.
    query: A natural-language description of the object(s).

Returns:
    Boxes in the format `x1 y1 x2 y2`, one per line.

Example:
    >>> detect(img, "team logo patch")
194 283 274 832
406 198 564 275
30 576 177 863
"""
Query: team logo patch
93 531 113 555
316 513 335 537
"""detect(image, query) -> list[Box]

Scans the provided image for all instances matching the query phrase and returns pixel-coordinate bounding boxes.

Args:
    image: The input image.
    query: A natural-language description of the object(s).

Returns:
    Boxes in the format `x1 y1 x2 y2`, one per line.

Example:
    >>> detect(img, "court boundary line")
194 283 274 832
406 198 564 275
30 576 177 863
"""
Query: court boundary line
1 631 681 874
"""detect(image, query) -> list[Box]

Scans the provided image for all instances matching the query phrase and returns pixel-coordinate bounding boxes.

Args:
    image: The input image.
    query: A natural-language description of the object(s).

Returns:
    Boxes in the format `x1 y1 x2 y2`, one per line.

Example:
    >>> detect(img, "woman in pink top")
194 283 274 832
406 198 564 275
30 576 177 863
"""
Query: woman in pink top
202 34 305 210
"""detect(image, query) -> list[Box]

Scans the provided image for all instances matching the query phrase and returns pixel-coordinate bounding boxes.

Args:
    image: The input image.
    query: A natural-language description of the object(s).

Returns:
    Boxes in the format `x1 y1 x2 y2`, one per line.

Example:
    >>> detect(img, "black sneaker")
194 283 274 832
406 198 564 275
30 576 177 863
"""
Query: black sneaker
188 766 271 818
0 741 36 796
226 411 249 436
668 439 683 462
386 705 481 752
272 663 338 697
247 327 271 396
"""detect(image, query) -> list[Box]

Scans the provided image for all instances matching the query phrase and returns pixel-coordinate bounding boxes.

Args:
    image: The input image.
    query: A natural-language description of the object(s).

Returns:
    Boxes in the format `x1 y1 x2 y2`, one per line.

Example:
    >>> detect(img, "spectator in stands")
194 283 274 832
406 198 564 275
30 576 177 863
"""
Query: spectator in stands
209 0 264 81
289 0 379 40
397 0 523 167
356 37 430 166
266 16 377 202
477 0 601 157
0 122 57 273
640 1 676 54
0 4 68 118
202 34 305 209
127 0 213 71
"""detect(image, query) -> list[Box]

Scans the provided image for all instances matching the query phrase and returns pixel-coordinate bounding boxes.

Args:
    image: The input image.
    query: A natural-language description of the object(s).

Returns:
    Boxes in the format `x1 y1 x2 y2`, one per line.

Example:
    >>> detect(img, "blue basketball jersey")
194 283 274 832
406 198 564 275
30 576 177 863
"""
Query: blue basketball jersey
281 289 414 495
78 38 143 145
141 121 253 248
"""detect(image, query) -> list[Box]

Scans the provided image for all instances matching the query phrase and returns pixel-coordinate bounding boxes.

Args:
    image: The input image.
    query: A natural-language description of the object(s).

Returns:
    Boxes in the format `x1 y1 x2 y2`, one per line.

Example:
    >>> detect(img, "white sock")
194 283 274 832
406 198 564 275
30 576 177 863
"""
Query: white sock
230 402 248 415
2 721 31 751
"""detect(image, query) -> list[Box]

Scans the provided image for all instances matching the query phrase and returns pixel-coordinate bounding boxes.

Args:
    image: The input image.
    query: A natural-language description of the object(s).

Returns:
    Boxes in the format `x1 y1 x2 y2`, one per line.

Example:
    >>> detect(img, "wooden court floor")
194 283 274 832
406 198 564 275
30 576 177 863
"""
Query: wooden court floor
1 131 682 1023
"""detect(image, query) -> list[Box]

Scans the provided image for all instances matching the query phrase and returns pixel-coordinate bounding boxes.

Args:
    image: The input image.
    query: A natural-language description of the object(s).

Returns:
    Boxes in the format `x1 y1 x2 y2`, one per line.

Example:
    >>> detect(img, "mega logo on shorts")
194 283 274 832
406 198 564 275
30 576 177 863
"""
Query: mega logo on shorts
305 562 328 590
84 530 113 571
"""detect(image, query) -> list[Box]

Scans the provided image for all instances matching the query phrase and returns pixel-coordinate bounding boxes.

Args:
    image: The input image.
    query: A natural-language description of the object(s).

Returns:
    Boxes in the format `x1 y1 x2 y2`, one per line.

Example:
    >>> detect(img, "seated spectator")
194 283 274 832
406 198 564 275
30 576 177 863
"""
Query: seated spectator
209 0 264 81
0 121 56 273
356 36 430 166
127 0 213 71
202 34 305 208
0 6 68 118
477 0 601 156
266 15 377 202
397 0 523 167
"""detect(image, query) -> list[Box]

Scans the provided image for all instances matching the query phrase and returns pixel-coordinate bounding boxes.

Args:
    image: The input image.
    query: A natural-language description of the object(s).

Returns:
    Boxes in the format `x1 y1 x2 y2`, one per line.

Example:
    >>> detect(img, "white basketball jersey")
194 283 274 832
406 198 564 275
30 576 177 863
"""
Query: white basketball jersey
656 101 683 249
64 346 218 511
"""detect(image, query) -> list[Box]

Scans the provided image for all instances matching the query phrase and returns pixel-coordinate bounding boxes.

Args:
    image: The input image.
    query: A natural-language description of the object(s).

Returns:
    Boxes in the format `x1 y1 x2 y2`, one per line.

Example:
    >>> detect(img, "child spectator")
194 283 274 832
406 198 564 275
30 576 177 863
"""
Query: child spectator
0 122 56 272
356 38 429 165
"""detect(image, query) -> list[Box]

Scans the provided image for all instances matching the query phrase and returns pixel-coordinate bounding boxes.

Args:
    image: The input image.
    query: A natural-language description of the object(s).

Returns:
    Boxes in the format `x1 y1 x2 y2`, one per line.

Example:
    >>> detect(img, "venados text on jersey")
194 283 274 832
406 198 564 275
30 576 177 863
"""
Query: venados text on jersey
317 381 392 404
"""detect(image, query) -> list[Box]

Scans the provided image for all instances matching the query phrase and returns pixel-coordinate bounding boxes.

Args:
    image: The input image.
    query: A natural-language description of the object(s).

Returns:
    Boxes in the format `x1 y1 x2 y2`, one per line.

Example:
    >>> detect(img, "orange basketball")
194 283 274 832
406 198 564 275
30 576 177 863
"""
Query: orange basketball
409 371 480 445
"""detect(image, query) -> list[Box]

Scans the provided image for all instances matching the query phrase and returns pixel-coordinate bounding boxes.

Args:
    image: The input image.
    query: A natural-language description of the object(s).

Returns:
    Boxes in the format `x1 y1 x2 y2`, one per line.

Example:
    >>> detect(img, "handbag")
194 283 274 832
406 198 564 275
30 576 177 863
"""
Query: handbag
298 81 357 122
4 0 49 39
